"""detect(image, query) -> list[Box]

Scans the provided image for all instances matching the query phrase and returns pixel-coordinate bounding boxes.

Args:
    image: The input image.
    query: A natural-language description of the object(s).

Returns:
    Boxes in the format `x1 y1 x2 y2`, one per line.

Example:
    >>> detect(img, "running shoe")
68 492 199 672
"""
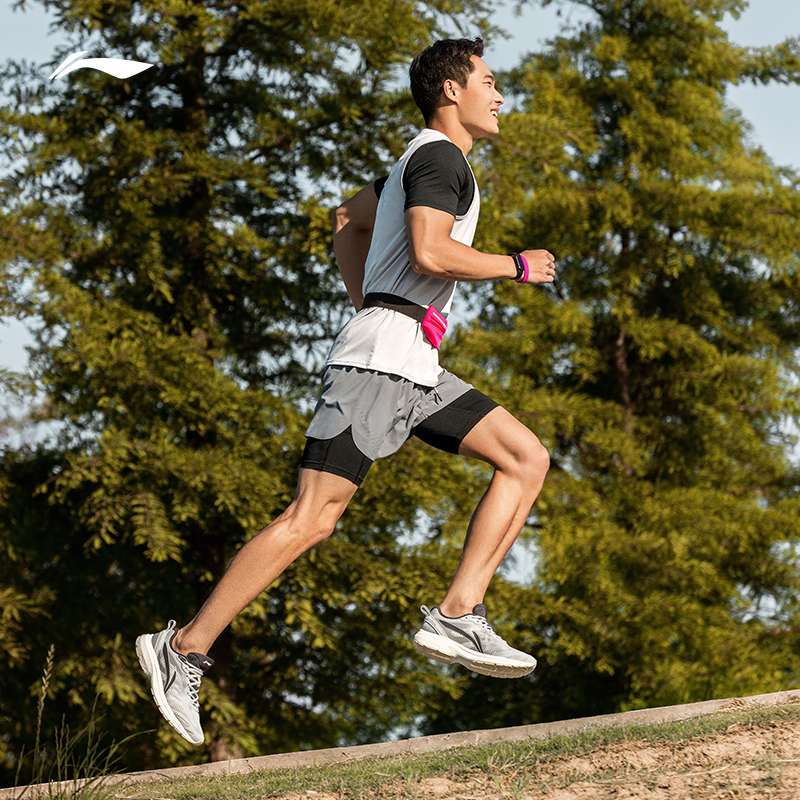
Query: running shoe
135 620 214 745
413 604 537 678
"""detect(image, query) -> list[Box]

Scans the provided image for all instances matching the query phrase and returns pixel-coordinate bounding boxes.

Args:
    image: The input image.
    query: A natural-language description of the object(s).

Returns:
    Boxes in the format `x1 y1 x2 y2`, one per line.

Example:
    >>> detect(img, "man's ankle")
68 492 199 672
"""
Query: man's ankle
171 628 199 657
437 601 476 618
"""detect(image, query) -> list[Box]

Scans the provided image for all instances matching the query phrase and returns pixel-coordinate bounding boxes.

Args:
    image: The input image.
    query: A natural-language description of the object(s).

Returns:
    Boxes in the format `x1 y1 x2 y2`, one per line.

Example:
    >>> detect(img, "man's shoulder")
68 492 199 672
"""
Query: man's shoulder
403 139 472 187
409 138 466 164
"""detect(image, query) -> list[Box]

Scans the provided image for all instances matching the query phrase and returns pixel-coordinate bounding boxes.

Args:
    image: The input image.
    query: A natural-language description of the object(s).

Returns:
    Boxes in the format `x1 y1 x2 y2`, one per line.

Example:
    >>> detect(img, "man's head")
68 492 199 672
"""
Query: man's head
409 38 486 125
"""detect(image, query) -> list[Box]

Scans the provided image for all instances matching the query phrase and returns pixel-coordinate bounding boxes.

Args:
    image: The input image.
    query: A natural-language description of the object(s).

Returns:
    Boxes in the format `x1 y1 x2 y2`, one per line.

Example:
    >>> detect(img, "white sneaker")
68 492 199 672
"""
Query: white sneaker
135 620 213 745
413 604 537 678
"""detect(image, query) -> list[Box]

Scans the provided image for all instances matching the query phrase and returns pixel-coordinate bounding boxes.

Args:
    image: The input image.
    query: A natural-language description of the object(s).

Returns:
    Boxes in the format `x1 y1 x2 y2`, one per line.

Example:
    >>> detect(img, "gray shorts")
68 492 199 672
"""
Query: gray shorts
302 365 498 485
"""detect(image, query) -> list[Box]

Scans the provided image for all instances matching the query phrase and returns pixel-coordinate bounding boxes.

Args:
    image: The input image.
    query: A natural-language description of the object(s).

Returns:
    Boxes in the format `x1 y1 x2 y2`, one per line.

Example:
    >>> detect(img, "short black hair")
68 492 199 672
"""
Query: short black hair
409 38 485 125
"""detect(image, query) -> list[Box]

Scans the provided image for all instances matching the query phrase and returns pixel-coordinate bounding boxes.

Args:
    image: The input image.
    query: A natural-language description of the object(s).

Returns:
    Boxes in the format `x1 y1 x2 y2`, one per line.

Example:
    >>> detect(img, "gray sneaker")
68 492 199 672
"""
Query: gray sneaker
135 620 213 745
413 604 537 678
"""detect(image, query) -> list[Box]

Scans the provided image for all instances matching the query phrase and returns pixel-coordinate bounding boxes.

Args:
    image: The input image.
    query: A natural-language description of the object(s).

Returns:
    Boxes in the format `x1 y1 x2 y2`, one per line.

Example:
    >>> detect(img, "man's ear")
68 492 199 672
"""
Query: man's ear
442 78 459 102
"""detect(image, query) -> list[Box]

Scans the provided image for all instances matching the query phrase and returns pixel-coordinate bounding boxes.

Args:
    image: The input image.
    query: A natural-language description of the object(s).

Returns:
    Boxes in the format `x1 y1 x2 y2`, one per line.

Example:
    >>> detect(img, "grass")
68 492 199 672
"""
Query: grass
11 646 144 800
11 650 798 800
110 701 800 800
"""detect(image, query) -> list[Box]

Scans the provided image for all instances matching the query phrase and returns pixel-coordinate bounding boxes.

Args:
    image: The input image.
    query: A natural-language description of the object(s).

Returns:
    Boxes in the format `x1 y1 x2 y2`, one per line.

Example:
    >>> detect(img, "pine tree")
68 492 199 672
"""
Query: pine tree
0 0 492 775
423 0 800 731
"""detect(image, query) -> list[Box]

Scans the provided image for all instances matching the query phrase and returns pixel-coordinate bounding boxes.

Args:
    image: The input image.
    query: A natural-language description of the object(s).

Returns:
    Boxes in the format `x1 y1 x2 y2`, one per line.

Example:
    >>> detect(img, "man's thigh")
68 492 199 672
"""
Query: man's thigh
300 428 374 487
411 374 499 455
458 405 544 471
291 466 360 518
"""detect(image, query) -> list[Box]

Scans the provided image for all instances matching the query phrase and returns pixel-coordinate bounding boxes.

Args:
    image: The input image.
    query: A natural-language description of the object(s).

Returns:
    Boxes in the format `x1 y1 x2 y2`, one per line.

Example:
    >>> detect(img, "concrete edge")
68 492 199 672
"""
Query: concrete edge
4 688 799 798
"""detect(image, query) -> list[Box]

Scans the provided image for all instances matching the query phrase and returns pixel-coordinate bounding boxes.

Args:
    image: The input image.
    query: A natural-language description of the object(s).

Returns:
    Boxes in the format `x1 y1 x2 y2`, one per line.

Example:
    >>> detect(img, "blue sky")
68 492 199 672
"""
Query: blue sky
485 0 800 169
1 0 798 371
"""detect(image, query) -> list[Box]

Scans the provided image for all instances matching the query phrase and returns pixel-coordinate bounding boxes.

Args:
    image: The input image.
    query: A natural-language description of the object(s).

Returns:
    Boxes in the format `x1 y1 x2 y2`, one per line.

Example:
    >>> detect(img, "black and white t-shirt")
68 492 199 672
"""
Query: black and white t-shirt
326 128 480 386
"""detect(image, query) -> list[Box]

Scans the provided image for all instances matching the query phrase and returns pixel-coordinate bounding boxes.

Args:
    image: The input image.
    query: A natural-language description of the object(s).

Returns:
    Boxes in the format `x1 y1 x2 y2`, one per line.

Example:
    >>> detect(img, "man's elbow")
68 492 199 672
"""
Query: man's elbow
331 205 349 236
408 246 444 277
407 250 427 275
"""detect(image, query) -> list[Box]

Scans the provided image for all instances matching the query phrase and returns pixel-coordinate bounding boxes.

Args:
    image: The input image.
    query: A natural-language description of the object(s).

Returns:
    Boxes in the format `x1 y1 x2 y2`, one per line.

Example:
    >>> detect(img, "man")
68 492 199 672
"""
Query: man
136 37 555 746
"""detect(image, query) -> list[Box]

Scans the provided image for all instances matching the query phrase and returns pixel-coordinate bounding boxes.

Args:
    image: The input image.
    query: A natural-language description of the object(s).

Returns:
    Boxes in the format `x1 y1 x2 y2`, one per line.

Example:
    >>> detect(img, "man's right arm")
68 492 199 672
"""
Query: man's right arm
331 183 381 311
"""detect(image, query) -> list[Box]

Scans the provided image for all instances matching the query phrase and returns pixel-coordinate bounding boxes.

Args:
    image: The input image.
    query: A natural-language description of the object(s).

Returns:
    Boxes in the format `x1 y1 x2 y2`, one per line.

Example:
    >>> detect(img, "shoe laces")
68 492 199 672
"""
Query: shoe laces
182 660 204 708
470 614 508 644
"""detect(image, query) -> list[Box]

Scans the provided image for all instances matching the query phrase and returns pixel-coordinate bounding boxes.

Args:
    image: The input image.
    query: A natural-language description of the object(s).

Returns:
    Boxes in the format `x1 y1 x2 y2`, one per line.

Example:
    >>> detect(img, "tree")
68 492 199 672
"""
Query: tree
422 0 800 732
0 0 494 778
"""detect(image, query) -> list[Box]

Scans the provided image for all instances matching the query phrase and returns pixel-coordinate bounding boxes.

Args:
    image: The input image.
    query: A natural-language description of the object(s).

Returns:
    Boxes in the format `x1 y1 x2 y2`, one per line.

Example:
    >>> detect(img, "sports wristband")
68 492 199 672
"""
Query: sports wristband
510 253 529 284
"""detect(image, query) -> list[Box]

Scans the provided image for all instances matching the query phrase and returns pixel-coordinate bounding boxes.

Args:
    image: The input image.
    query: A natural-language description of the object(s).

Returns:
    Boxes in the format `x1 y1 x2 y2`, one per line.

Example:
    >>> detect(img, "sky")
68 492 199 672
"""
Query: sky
0 0 799 373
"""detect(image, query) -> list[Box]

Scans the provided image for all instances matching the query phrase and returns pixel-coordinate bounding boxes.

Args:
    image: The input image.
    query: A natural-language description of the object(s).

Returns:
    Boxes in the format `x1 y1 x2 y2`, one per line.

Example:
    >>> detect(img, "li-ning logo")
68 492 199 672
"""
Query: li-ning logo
49 51 154 80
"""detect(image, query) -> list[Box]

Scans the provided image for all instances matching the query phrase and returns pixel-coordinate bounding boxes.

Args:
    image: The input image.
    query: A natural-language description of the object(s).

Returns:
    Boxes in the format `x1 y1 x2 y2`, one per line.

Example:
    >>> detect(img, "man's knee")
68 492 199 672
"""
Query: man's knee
499 429 549 485
275 468 357 546
315 500 349 542
530 436 550 473
282 503 340 546
522 435 550 478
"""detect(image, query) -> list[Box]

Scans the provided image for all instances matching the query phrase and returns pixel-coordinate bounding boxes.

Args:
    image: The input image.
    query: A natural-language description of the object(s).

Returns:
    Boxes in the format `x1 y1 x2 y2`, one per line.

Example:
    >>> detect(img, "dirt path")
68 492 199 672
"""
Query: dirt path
270 712 800 800
6 693 800 799
397 715 800 800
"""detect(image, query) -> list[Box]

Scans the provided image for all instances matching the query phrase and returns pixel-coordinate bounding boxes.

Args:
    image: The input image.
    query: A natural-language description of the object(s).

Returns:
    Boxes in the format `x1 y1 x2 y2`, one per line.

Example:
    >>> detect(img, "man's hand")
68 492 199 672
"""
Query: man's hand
518 249 556 284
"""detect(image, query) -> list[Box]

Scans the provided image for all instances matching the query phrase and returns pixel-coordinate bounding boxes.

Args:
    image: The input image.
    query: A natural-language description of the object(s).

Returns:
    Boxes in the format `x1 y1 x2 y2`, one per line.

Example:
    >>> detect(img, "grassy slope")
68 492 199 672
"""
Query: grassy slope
110 703 800 800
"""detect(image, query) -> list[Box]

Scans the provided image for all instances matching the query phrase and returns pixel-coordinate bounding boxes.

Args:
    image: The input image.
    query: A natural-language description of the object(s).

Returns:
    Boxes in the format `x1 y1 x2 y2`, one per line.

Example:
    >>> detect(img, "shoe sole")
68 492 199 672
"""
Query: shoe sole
413 629 536 679
135 634 204 745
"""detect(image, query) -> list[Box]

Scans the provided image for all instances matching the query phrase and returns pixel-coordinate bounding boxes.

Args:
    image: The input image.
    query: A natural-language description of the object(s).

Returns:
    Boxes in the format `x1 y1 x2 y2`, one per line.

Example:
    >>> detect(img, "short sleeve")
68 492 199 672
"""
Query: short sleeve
373 176 388 197
402 141 474 218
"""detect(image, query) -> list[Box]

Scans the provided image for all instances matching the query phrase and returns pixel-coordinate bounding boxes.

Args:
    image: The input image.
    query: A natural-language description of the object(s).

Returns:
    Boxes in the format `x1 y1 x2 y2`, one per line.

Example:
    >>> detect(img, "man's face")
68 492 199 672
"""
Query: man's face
456 55 504 139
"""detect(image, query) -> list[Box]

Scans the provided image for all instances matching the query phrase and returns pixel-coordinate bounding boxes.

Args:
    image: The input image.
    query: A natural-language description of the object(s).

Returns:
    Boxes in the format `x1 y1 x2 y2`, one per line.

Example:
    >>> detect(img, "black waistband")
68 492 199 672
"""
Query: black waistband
362 292 428 323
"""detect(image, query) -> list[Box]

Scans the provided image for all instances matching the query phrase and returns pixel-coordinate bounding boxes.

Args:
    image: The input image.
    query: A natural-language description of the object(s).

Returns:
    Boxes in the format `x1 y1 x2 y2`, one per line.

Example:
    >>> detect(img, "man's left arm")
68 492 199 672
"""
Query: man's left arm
331 182 381 311
405 206 555 284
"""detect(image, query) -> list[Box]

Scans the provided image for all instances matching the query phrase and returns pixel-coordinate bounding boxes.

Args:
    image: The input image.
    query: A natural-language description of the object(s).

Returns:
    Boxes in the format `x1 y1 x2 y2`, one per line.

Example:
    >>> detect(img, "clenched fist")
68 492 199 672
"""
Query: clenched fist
515 249 556 284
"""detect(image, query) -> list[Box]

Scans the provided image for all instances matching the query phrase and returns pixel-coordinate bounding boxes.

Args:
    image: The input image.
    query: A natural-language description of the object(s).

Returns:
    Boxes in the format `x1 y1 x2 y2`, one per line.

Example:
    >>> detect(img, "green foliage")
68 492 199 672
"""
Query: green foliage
0 0 493 781
3 0 800 781
11 645 142 800
424 0 800 732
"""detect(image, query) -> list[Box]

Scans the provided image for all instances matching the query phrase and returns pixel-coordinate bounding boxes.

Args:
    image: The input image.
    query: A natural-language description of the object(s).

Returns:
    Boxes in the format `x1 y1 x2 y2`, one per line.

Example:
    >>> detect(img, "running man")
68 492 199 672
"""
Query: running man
136 37 556 746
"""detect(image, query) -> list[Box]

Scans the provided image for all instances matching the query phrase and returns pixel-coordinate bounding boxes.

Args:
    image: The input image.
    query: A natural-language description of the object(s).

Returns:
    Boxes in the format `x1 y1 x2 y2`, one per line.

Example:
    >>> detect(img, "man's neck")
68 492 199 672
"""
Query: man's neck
427 119 474 156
